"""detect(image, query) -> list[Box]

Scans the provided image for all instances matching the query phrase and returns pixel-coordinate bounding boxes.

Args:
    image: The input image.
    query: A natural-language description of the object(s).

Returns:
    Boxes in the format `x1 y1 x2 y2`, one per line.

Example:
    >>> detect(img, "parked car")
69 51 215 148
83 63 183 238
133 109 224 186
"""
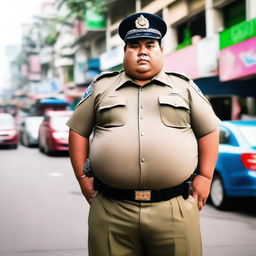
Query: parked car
210 120 256 209
0 113 18 149
38 111 72 155
19 116 43 147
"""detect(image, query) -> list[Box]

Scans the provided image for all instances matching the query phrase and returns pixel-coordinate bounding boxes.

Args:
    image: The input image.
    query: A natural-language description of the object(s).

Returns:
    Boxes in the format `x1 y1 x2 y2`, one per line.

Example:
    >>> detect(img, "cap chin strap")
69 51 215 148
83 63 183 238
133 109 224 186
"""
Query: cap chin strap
124 28 161 41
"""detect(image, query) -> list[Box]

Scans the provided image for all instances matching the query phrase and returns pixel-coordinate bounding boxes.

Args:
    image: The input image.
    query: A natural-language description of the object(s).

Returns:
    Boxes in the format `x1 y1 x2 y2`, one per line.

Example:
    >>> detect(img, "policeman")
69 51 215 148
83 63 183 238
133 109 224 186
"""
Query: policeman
67 12 220 256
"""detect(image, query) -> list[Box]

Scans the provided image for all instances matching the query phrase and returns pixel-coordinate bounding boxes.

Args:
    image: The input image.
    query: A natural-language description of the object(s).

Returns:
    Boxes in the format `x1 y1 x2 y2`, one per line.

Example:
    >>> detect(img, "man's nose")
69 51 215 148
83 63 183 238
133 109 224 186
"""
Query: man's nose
137 45 147 56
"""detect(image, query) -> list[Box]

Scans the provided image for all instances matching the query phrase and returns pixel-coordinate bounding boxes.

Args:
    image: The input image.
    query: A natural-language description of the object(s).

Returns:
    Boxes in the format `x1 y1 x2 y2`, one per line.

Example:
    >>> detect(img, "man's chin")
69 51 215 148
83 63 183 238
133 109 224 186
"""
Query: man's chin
125 68 159 81
134 70 157 80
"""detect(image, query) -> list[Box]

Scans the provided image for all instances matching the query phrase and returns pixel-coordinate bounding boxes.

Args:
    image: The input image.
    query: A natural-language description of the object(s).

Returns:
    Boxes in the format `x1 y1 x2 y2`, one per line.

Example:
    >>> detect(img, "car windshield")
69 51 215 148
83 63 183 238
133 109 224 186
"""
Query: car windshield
238 126 256 146
51 115 70 130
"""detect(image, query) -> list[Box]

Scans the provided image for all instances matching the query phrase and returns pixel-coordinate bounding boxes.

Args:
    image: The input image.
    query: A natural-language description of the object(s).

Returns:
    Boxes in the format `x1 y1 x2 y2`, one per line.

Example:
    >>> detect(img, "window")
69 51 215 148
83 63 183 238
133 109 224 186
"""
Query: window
110 0 135 24
176 13 206 50
223 0 245 29
67 66 74 82
219 128 230 144
141 0 152 8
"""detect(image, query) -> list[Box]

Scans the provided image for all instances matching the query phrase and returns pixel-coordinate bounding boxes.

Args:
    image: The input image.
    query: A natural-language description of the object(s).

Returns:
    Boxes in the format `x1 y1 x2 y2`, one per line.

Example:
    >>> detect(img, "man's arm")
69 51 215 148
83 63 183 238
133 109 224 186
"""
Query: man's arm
192 128 219 210
68 129 95 204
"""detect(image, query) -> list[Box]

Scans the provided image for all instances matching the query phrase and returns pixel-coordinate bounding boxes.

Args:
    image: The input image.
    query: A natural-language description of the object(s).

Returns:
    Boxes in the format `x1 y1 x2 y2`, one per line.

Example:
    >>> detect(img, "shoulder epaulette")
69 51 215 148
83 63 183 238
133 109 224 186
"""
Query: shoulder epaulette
94 71 120 82
165 71 190 82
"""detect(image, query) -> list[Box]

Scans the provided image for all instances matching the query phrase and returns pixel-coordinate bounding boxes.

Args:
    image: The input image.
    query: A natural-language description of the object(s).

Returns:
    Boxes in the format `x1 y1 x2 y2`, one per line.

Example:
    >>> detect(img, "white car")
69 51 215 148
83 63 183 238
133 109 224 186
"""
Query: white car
19 116 43 147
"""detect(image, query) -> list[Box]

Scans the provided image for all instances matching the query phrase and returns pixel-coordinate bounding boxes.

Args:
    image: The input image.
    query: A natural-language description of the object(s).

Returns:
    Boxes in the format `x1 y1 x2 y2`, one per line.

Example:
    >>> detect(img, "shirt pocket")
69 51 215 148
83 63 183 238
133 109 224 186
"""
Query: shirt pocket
159 95 190 128
98 97 127 127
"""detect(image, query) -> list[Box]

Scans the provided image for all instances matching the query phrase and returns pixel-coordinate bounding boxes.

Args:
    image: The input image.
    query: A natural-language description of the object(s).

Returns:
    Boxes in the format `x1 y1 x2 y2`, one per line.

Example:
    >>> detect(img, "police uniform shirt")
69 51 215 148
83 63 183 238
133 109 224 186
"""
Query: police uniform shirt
67 70 220 190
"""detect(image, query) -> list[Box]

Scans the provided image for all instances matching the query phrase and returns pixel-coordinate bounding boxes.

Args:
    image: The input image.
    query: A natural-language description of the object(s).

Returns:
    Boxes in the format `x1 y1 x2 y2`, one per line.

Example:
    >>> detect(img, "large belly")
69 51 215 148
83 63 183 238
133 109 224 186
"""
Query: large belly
90 126 198 189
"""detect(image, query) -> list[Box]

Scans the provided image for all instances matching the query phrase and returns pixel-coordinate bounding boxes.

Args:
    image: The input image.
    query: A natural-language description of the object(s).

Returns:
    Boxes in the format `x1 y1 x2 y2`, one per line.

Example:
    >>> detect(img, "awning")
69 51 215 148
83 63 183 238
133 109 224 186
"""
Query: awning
194 76 256 97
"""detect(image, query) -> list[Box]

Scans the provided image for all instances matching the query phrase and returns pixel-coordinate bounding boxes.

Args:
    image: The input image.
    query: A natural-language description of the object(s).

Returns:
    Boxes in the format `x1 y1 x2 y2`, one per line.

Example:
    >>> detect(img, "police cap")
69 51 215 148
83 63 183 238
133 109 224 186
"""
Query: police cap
118 12 167 42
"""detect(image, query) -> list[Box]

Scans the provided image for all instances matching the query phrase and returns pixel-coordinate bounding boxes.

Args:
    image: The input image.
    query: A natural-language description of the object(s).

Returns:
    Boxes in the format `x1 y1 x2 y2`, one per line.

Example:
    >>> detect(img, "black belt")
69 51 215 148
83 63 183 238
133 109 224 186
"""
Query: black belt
94 176 194 203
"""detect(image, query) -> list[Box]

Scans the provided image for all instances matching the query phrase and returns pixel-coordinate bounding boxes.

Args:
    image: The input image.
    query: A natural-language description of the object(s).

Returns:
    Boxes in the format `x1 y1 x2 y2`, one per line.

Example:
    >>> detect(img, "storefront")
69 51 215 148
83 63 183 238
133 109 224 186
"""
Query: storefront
164 17 256 120
217 17 256 120
99 45 123 72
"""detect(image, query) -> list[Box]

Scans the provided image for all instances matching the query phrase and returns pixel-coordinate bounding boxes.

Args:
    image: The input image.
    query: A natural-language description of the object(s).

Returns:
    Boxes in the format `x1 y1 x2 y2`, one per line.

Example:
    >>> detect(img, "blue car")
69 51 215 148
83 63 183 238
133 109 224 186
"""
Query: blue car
210 120 256 209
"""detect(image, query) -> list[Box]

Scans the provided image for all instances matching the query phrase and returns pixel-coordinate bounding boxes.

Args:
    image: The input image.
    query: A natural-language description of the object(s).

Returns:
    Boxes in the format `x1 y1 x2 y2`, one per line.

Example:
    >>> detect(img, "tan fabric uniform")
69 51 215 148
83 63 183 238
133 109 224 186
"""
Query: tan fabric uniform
67 70 220 256
89 194 201 256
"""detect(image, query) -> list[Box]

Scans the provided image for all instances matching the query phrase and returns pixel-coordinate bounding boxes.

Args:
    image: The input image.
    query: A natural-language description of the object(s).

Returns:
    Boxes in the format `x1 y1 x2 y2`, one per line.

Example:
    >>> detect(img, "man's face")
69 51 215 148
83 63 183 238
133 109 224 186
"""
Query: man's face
123 38 164 82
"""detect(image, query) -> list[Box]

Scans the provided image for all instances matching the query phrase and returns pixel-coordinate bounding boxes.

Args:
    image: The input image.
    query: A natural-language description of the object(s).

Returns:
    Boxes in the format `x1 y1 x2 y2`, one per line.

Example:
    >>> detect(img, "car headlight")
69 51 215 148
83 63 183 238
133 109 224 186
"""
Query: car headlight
52 132 68 140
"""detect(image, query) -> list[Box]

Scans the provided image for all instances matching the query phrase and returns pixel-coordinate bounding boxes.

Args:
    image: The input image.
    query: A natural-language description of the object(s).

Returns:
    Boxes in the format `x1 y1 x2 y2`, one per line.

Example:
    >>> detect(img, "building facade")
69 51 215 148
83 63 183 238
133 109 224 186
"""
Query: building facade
14 0 256 119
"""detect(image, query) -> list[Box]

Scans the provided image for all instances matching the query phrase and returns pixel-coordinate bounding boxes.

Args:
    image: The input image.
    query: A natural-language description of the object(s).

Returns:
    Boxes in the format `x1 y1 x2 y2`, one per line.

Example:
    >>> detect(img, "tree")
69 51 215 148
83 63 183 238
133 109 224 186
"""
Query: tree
56 0 109 21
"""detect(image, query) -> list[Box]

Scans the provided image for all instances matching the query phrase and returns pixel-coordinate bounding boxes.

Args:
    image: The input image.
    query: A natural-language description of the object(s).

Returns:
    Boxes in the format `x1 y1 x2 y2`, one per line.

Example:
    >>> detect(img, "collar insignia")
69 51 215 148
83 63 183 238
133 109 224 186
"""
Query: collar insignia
135 15 149 29
170 88 180 94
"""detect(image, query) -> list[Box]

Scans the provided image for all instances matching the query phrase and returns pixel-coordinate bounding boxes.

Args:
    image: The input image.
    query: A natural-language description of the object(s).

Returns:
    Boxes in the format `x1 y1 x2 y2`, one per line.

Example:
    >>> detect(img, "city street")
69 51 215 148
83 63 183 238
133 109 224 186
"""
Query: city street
0 145 255 256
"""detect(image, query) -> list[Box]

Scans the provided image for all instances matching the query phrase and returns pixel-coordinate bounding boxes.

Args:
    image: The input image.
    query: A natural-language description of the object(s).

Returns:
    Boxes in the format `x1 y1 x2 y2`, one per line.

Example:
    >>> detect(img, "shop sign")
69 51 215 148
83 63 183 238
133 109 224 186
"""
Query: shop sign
100 46 123 71
220 18 256 50
164 45 199 79
88 58 100 70
219 37 256 81
85 9 106 29
164 35 219 79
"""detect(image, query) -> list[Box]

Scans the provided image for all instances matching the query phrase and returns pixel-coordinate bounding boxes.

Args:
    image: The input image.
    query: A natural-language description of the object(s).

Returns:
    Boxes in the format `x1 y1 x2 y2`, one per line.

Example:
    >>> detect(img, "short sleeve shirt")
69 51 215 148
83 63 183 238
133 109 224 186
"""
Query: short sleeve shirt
67 70 220 189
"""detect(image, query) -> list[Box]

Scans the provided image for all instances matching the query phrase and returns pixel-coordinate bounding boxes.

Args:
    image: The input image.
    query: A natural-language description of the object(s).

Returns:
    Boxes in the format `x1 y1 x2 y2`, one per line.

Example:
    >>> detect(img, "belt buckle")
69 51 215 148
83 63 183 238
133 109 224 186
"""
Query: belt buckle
135 190 151 201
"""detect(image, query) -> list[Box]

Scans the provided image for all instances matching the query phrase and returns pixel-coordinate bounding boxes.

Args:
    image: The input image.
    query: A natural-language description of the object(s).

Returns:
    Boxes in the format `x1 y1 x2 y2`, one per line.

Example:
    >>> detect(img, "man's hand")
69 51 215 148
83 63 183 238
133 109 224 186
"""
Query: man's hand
192 174 212 210
79 177 96 204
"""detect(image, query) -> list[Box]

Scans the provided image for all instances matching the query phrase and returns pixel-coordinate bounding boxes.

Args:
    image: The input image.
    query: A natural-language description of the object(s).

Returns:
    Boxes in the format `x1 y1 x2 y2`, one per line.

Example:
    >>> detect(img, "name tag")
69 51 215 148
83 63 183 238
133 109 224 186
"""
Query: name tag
135 190 151 201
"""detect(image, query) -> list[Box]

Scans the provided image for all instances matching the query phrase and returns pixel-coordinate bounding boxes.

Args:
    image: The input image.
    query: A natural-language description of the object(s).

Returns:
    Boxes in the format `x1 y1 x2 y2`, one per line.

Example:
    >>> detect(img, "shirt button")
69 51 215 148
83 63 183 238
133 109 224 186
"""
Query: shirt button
140 116 143 120
140 105 144 109
140 88 144 91
141 157 145 162
141 132 145 136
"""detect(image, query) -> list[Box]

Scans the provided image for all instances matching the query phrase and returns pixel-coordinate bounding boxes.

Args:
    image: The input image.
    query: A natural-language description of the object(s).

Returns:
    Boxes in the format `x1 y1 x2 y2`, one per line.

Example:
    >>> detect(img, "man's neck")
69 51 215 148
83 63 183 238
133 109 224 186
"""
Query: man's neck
133 79 151 86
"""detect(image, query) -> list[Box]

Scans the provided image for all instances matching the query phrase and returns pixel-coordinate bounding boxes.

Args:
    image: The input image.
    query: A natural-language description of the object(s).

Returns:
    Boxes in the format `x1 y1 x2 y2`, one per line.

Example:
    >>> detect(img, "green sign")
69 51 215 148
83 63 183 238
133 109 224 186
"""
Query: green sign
220 17 256 49
85 9 106 29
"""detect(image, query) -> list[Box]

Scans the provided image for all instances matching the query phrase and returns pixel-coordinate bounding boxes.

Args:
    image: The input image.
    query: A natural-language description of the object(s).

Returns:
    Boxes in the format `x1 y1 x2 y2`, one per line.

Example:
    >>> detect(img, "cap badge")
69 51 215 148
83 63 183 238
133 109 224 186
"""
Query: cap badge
135 15 149 29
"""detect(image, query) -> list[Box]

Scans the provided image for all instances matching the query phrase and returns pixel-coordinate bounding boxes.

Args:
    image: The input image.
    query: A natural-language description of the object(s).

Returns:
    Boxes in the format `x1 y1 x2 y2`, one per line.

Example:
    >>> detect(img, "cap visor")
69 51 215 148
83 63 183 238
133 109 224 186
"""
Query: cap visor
125 32 161 41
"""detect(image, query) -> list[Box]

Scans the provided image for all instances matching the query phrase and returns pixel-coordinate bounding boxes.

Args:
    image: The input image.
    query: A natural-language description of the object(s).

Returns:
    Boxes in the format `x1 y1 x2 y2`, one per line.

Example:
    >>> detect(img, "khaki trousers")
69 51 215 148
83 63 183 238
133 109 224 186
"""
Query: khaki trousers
88 193 202 256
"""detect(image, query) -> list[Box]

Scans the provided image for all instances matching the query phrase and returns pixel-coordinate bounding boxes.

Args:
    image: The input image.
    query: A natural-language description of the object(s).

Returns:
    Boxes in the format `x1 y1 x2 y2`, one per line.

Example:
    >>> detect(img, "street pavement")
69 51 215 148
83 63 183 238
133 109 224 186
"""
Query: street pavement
0 145 255 256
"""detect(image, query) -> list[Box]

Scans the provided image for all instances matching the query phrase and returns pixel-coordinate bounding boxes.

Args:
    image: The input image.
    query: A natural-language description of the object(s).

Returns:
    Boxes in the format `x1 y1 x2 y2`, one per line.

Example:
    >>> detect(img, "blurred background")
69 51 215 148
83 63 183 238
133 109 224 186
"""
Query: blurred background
0 0 256 120
0 1 256 256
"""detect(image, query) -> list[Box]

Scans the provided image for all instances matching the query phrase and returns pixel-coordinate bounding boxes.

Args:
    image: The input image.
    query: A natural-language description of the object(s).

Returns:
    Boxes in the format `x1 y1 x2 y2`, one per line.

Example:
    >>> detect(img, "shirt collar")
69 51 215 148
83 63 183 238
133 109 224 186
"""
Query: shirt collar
115 70 173 90
151 70 173 87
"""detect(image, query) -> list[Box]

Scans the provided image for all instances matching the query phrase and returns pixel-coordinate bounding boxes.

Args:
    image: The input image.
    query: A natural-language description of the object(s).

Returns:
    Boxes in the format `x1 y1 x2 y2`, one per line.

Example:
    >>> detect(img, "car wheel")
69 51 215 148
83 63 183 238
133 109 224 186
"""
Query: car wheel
39 138 44 153
23 134 29 147
45 141 53 156
210 174 230 210
20 133 24 145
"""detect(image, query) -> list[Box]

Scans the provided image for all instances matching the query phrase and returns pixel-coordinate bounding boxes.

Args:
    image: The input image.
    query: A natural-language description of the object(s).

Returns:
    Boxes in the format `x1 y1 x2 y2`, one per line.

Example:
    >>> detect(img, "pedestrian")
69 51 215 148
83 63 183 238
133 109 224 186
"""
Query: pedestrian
67 12 220 256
